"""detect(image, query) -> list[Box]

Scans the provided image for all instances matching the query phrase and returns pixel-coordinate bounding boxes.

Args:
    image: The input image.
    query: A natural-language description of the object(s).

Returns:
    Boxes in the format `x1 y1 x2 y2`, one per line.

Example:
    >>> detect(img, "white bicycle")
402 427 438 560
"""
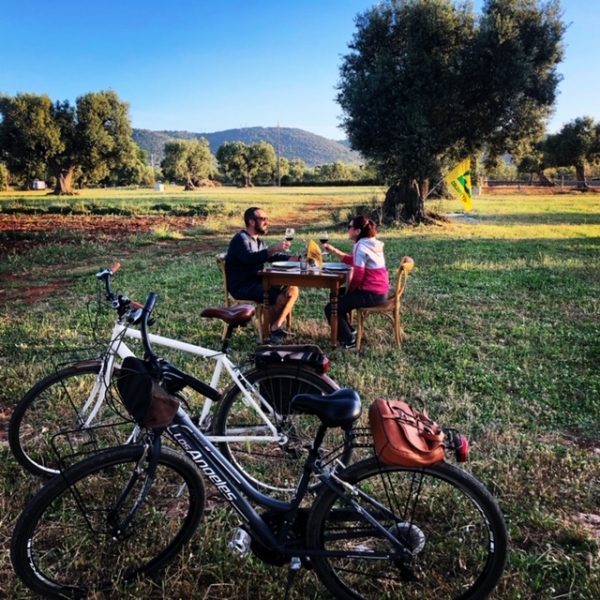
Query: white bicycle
9 263 350 494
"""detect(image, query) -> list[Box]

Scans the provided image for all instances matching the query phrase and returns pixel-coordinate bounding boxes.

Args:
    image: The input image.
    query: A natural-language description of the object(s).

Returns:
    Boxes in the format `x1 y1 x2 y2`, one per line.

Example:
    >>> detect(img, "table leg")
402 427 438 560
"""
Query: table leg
330 287 339 347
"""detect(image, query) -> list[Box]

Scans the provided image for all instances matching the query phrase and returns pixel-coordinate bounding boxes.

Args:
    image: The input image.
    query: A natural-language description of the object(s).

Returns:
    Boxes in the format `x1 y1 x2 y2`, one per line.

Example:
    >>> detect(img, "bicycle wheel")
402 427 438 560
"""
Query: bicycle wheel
307 457 508 600
11 444 205 600
9 361 134 477
212 365 352 495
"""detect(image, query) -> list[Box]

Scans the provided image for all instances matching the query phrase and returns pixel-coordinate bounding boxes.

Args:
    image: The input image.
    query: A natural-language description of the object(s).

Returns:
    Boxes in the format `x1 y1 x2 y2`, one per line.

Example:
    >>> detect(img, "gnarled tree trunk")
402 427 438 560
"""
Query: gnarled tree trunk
48 161 77 195
536 169 555 186
383 180 427 224
575 164 588 189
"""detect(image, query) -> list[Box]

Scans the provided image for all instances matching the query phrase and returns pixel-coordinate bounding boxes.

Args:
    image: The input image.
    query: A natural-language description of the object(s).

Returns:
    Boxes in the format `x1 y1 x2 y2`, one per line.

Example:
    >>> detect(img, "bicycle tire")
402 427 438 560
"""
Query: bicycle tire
11 444 205 600
307 457 508 600
212 365 352 495
8 361 135 478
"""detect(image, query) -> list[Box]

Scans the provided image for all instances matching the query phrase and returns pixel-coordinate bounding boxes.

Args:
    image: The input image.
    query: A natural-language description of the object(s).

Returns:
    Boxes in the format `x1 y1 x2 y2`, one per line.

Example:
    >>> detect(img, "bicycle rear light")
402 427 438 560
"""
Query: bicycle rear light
455 434 469 462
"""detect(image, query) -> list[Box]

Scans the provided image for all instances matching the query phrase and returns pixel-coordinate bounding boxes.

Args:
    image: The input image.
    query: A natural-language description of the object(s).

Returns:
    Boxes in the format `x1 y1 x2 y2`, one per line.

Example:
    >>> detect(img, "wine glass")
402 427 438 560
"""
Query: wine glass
319 230 329 255
285 228 295 242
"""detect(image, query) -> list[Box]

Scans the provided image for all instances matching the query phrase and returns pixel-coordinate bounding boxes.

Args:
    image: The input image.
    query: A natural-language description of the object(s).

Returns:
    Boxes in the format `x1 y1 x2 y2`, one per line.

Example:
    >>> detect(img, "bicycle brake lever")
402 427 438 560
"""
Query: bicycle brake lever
128 308 155 327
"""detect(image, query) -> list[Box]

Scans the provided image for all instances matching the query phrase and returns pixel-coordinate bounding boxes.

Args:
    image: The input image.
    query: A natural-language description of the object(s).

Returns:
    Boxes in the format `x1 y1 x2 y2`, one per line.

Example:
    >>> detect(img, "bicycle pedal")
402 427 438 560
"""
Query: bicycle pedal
228 527 252 557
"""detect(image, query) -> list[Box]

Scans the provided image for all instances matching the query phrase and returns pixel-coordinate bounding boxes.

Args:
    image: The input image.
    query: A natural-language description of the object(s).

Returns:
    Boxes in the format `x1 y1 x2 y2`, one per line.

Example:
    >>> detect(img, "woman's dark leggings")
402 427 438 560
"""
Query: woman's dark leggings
325 290 386 344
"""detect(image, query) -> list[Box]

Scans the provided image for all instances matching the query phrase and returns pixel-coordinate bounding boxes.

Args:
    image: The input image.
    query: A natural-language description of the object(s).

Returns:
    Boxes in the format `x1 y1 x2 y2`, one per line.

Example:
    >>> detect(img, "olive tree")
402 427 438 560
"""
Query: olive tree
0 90 141 194
160 138 216 190
543 117 600 189
216 140 276 186
336 0 565 223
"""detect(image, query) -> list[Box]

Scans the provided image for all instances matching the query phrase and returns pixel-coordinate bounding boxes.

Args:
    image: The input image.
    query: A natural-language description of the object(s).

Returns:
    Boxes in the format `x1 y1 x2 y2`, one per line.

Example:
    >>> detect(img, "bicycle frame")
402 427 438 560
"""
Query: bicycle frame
165 407 408 561
78 315 287 444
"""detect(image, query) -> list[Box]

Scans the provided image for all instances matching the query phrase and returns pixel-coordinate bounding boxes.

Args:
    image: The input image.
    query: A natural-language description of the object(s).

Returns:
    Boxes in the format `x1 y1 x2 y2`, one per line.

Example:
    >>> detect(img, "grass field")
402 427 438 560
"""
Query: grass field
1 186 599 599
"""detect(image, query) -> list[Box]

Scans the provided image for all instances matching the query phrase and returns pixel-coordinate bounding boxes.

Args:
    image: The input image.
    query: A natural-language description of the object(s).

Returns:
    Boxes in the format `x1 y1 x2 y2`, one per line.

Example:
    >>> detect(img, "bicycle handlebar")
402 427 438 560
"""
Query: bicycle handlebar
95 263 144 320
140 292 158 360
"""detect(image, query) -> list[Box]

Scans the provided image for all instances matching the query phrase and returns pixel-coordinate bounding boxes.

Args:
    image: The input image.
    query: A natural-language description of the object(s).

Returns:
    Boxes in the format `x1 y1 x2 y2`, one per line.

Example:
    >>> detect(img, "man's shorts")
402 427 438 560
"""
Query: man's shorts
231 282 288 305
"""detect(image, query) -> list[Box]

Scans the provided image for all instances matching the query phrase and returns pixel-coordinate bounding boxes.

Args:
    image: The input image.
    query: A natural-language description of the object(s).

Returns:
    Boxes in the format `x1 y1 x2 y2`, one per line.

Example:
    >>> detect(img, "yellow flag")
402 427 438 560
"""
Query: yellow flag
306 239 323 268
444 159 472 211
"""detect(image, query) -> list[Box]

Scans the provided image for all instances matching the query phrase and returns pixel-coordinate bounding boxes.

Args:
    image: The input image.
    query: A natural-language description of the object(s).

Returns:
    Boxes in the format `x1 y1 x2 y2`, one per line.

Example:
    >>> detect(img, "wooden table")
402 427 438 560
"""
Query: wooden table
259 267 348 347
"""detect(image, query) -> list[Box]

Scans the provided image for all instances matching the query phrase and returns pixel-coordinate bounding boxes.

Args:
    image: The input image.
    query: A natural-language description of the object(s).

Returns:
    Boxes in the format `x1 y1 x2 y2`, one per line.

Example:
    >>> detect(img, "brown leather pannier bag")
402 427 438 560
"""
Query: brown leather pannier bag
368 398 445 467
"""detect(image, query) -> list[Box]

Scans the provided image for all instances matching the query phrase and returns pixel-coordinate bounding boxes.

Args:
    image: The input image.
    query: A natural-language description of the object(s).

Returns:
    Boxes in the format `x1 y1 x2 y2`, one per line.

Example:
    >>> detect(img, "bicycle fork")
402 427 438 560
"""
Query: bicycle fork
106 435 162 540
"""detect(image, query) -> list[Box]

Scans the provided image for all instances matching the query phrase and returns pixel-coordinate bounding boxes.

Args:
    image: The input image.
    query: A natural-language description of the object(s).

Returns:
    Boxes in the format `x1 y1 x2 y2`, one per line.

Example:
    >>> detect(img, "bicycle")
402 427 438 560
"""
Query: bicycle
8 263 350 494
10 291 509 600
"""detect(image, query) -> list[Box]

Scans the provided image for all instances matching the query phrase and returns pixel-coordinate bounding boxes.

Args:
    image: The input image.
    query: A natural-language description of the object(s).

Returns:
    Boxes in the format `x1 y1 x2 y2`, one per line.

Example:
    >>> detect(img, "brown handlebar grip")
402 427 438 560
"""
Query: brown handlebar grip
130 301 144 310
110 262 121 274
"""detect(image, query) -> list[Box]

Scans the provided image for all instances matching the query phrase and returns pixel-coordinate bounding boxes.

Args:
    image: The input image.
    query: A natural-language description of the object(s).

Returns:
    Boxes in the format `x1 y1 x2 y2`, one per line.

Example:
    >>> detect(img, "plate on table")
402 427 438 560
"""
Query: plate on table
322 263 351 272
271 261 300 269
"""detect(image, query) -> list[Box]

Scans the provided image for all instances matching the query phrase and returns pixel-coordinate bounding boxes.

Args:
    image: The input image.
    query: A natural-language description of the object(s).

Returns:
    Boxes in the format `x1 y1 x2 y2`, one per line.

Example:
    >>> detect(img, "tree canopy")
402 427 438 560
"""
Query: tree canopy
543 117 600 188
0 90 143 194
160 138 216 190
216 141 276 186
336 0 565 222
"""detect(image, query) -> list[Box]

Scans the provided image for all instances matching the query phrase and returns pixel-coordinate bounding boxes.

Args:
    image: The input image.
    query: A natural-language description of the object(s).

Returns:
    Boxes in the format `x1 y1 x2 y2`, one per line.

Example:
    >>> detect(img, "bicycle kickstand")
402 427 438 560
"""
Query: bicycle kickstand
283 556 301 600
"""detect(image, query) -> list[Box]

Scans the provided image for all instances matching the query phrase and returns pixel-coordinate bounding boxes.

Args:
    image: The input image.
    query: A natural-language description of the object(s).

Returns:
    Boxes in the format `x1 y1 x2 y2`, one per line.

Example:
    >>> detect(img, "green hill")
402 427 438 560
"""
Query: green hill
132 126 363 168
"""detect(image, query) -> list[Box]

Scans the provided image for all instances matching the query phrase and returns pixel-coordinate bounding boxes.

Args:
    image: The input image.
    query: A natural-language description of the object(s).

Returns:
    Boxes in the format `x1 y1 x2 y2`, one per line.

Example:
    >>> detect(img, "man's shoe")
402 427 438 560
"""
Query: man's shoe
278 327 295 338
340 340 356 350
269 327 295 344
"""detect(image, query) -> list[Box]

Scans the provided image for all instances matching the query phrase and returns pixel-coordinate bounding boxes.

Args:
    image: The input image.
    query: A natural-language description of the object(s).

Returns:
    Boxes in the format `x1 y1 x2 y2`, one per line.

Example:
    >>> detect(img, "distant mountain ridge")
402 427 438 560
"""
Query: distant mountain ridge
132 126 362 168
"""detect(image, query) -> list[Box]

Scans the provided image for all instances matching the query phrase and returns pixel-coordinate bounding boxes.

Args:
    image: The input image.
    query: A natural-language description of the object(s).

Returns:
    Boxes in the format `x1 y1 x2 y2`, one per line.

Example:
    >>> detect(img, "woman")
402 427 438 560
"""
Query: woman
323 215 389 349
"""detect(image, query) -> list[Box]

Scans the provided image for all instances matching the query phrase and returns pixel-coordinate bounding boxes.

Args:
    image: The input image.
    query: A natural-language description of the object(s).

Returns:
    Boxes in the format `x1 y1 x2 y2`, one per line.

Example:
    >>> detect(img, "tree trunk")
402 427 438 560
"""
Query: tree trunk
48 162 77 195
382 180 427 224
536 169 555 186
184 178 196 191
575 164 588 189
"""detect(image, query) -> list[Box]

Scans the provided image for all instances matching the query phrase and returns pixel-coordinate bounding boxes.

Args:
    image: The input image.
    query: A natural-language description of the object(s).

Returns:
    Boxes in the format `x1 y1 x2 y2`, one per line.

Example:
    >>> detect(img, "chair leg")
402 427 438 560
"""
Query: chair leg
255 305 264 343
356 311 364 351
394 318 402 347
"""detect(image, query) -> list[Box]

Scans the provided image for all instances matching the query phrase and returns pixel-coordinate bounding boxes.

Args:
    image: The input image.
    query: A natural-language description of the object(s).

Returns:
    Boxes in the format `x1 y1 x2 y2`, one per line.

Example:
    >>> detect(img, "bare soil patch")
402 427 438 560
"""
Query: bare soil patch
0 214 204 254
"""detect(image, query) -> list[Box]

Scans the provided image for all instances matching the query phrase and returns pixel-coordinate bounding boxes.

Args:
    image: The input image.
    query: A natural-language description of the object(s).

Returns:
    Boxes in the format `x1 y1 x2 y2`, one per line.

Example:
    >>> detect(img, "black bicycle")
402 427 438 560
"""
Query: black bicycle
11 292 508 600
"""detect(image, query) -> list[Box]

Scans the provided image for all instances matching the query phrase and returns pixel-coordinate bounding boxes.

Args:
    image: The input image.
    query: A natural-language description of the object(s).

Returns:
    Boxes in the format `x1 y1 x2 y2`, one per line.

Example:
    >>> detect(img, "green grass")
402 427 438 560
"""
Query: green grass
1 188 600 598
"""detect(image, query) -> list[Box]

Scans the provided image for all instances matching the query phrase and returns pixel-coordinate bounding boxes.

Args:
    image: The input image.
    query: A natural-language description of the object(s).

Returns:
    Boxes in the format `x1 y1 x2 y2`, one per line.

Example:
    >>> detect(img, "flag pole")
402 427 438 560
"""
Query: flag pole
424 176 445 200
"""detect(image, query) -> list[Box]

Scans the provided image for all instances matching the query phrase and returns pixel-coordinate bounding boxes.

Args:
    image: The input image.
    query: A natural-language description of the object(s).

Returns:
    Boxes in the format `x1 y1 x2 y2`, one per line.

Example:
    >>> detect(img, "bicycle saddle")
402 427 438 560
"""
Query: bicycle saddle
290 388 362 430
200 305 256 324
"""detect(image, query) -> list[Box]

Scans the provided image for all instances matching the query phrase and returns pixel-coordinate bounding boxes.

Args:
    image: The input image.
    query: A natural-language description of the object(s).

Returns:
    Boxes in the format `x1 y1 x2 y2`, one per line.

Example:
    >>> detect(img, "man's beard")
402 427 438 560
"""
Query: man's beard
256 223 268 235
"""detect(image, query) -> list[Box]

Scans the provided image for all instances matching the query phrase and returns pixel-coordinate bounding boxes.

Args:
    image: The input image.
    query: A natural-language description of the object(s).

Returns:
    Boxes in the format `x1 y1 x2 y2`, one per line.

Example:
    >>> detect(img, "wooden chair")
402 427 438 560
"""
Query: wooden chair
216 253 264 341
355 256 414 351
216 253 292 343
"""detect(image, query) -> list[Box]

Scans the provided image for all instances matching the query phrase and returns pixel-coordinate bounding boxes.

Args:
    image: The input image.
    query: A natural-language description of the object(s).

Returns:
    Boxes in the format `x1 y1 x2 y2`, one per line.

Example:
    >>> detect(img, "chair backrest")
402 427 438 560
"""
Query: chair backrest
392 256 414 304
216 253 233 307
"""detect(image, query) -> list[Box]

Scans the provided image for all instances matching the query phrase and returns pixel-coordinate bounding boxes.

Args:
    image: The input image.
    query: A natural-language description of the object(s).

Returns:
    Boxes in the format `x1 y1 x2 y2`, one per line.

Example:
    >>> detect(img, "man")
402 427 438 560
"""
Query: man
226 207 299 344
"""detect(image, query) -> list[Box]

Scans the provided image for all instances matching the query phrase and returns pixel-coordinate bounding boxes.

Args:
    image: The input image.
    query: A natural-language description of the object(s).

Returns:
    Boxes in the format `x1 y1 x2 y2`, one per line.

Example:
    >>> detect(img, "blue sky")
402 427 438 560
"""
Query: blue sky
1 0 597 141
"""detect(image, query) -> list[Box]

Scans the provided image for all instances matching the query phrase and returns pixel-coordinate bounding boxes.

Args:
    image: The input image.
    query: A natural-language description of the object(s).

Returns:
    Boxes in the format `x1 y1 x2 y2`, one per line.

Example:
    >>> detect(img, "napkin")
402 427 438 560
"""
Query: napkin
306 239 323 268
